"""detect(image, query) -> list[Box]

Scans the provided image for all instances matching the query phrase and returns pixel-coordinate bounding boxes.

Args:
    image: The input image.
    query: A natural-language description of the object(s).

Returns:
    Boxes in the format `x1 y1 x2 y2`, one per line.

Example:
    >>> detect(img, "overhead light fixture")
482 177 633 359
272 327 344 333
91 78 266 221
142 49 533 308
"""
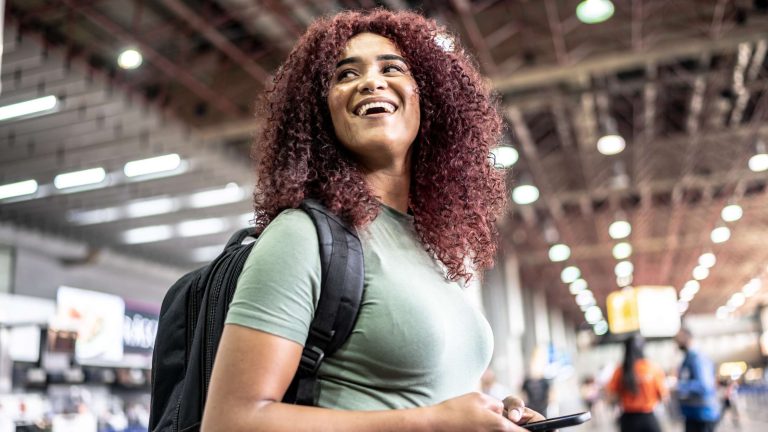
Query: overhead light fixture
576 0 615 24
614 260 634 278
561 266 581 284
67 207 121 225
711 226 731 244
692 265 710 281
118 48 143 69
548 243 571 262
122 225 173 244
716 306 729 320
512 184 540 205
239 212 254 227
678 300 689 314
191 245 223 262
679 290 695 303
609 220 632 239
743 278 762 297
597 134 625 155
593 320 609 335
189 183 246 208
569 278 588 295
0 179 38 200
53 167 106 190
748 140 768 172
612 242 632 259
683 280 701 294
490 146 519 169
125 197 178 218
177 217 227 237
698 253 716 268
0 95 58 122
585 306 603 324
124 153 182 178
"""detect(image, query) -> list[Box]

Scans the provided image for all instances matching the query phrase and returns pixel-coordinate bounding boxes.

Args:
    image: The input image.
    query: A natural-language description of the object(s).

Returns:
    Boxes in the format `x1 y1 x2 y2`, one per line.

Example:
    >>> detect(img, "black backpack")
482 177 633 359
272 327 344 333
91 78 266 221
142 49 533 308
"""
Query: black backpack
149 200 365 432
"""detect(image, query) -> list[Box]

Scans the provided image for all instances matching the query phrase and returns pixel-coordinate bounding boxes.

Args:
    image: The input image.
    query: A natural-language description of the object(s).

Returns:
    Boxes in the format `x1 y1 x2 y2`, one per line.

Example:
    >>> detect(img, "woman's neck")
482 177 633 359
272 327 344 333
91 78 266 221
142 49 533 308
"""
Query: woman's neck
359 148 412 213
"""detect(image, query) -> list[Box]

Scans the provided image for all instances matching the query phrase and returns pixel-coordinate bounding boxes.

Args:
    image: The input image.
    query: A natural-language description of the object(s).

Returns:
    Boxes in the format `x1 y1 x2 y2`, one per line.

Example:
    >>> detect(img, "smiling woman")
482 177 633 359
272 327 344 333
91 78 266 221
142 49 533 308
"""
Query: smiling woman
199 9 541 432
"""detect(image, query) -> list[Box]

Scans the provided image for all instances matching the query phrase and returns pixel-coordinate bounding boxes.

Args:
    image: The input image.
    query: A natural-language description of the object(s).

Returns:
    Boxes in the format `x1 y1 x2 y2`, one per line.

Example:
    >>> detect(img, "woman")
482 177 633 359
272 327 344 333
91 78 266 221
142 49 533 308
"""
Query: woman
201 9 545 432
606 334 668 432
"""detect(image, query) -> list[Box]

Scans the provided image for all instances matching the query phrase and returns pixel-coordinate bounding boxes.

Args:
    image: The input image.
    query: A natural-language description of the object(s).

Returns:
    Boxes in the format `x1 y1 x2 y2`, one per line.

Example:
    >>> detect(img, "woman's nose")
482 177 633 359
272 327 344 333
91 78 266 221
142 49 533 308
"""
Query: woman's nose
358 73 387 93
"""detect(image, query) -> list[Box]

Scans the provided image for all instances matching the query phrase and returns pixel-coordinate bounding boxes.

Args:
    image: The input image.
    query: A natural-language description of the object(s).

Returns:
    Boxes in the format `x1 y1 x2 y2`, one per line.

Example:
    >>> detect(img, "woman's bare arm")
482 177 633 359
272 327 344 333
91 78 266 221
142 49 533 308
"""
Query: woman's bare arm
201 324 528 432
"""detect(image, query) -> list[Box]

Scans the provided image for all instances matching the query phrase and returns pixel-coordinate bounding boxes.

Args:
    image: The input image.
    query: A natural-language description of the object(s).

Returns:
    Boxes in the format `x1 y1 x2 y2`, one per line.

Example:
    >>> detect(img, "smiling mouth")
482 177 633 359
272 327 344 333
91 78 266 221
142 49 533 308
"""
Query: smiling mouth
354 101 398 117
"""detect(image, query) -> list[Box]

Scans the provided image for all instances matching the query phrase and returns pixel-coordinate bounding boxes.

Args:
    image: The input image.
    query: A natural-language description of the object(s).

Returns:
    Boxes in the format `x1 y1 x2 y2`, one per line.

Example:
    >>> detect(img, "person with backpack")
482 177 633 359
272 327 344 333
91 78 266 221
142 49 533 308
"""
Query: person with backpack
606 334 668 432
196 8 547 432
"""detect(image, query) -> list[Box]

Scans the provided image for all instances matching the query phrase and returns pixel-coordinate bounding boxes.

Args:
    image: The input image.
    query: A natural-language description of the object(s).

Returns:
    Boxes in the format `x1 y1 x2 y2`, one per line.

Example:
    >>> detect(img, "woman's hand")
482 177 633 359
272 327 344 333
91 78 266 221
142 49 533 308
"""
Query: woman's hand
428 392 530 431
502 396 546 426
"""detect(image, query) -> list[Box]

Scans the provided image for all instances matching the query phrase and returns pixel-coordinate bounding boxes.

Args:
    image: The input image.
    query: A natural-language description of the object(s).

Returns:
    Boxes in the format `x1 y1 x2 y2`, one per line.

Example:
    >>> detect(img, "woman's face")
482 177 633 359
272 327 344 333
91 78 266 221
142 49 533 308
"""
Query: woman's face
327 33 420 169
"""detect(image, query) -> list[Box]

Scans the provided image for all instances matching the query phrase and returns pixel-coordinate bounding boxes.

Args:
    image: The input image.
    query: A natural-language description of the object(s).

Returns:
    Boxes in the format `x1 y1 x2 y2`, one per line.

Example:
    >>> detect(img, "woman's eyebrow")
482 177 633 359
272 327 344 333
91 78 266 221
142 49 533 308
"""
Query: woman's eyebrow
335 54 407 68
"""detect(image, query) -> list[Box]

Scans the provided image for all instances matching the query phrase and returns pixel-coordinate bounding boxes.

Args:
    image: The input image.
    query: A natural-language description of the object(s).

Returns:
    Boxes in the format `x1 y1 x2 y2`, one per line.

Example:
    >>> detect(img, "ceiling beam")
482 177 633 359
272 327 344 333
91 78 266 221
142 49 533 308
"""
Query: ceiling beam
449 0 498 76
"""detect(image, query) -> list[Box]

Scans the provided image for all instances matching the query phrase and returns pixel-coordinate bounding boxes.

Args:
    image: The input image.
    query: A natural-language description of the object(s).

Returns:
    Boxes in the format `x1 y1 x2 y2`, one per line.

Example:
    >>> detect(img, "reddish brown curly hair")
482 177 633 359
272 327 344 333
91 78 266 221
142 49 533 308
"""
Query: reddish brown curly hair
252 9 506 281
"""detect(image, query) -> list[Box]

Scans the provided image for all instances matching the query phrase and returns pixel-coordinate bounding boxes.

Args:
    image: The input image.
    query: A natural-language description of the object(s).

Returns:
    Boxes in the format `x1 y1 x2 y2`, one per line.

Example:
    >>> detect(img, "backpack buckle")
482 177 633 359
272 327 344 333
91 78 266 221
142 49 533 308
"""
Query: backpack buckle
300 345 325 375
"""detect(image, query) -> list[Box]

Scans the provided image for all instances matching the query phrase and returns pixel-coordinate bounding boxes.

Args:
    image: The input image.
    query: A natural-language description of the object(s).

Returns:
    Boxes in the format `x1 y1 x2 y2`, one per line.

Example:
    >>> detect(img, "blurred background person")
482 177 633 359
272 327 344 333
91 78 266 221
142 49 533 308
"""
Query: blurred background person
606 334 668 432
675 328 720 432
521 346 553 417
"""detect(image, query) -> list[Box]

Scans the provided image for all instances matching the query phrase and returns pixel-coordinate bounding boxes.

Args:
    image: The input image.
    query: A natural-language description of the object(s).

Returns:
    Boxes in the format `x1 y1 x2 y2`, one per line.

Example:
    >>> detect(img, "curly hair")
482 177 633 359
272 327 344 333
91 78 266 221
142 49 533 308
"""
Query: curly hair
252 9 506 281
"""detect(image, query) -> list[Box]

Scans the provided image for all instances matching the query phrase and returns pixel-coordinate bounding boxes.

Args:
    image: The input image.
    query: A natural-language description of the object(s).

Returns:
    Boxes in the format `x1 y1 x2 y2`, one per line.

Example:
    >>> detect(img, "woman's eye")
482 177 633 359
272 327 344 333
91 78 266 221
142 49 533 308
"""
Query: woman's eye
383 64 405 74
337 70 357 81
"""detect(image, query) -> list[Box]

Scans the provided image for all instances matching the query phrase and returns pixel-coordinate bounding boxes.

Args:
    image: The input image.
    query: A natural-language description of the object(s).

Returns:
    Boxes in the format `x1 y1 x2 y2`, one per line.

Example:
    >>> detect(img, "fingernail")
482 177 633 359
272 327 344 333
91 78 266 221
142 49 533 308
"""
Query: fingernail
510 408 522 421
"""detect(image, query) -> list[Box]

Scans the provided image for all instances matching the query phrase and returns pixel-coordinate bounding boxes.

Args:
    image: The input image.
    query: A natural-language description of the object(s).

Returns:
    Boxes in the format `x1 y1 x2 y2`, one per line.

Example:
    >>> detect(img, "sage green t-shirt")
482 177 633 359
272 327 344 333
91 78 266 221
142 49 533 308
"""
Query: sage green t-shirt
225 205 494 410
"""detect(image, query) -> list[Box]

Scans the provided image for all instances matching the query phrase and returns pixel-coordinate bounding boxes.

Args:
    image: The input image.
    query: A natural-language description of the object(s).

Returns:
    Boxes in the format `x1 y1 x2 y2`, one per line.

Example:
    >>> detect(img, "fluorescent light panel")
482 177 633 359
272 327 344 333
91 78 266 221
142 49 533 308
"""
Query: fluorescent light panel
177 218 227 237
67 207 121 225
54 167 106 190
123 225 173 244
125 197 177 218
189 183 245 208
0 95 58 121
124 154 181 178
0 179 38 200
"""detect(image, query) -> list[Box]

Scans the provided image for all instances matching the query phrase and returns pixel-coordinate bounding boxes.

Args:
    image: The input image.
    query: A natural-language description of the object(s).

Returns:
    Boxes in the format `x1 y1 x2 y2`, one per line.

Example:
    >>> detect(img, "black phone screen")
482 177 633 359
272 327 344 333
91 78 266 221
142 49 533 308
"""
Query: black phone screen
522 411 591 431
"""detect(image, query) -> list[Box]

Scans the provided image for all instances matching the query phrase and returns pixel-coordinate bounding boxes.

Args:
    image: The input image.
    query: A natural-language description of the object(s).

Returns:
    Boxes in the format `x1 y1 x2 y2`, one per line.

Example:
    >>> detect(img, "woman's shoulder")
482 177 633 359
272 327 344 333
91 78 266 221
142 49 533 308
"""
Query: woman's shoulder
259 208 318 242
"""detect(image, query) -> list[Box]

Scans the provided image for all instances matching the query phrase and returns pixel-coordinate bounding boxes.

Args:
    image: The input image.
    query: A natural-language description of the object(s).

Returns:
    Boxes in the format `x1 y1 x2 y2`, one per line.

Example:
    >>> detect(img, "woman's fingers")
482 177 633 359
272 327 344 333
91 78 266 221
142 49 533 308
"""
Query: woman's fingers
502 396 526 422
519 407 546 424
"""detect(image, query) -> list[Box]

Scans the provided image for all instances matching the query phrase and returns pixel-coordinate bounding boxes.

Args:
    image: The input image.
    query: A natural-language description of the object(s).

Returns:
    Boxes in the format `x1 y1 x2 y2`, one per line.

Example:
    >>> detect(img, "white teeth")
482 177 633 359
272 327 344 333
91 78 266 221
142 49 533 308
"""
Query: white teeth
356 101 396 116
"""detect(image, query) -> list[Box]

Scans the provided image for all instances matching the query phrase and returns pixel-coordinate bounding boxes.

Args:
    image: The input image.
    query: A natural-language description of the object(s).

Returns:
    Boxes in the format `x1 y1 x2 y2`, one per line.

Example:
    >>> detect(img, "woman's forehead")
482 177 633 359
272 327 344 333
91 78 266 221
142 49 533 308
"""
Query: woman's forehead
340 32 402 59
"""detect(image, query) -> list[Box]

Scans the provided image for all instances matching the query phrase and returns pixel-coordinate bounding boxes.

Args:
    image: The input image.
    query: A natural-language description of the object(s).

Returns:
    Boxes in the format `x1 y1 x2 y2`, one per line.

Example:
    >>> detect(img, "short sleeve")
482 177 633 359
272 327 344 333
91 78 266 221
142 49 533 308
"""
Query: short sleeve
225 209 322 345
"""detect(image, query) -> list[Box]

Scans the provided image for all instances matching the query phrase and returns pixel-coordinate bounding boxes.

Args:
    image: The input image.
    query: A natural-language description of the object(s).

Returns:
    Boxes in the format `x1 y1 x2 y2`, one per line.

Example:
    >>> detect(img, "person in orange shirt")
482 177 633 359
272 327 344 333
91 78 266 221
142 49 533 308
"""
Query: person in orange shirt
606 334 668 432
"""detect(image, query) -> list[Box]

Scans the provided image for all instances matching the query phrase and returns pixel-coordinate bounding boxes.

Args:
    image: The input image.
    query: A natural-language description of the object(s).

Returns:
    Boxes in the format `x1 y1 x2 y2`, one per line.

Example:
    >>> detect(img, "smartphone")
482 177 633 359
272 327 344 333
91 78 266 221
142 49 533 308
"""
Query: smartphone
522 411 591 431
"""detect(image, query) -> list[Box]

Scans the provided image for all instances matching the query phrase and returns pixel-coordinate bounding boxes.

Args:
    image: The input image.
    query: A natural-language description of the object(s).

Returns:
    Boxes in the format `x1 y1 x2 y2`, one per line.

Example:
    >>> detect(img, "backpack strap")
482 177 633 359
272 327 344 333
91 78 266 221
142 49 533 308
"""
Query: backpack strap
290 199 365 405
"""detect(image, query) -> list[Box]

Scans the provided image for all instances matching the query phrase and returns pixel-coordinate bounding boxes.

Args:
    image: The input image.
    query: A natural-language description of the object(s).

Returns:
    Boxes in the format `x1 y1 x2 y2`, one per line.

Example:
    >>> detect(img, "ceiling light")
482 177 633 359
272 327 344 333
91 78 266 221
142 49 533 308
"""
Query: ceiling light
748 140 768 172
594 320 609 335
585 306 603 324
569 279 588 295
548 244 571 262
596 134 625 155
614 260 634 278
490 146 519 168
125 197 178 218
721 204 743 222
692 265 710 281
612 242 632 259
609 220 632 239
0 179 38 200
728 292 745 309
122 225 173 244
512 184 540 205
189 183 245 208
239 212 254 227
53 167 106 190
743 278 762 297
683 280 700 294
576 0 615 24
576 290 595 306
680 290 695 302
67 207 121 225
561 266 581 284
698 253 716 268
124 153 182 178
711 226 731 243
191 245 223 262
0 95 58 121
118 48 143 69
616 274 633 287
678 301 689 314
177 218 227 237
716 306 729 320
